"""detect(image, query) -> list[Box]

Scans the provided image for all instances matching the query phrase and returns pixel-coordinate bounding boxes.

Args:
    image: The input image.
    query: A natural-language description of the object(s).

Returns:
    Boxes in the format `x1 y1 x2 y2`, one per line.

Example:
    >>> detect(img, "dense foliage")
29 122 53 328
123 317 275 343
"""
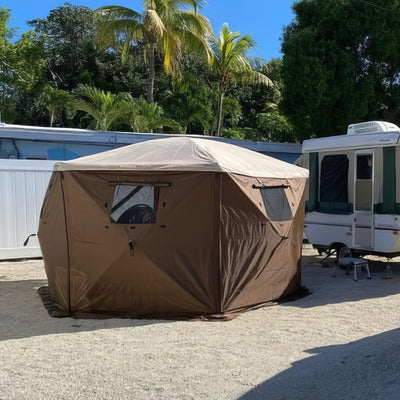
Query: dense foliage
0 3 290 141
4 1 400 142
281 0 400 139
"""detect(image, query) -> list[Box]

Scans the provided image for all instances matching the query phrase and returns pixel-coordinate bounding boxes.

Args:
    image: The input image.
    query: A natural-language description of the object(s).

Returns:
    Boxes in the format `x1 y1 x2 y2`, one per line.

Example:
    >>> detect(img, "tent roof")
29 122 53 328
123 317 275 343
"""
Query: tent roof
54 137 308 178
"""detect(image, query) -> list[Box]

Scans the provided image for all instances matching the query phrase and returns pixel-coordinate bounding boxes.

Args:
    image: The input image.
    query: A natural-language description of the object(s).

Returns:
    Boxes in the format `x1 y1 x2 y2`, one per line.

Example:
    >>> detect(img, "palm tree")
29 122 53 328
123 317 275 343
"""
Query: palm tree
164 72 213 134
73 84 130 131
127 97 182 133
38 85 73 127
95 1 213 103
210 24 273 137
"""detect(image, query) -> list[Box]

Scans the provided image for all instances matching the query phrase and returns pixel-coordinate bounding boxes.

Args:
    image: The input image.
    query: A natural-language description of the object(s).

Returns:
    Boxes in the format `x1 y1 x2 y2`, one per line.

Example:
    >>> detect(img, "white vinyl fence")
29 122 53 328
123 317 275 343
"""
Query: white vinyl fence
0 160 56 260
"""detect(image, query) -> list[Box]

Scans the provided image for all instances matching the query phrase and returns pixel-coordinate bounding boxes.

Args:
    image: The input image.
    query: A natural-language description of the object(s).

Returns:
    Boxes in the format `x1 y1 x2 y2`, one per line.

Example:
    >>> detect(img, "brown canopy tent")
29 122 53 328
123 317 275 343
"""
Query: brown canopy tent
38 137 308 318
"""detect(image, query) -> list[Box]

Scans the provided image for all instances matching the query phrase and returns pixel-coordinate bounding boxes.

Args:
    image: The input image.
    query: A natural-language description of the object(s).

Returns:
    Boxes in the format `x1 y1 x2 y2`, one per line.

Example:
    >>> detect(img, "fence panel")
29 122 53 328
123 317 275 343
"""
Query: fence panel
0 160 56 260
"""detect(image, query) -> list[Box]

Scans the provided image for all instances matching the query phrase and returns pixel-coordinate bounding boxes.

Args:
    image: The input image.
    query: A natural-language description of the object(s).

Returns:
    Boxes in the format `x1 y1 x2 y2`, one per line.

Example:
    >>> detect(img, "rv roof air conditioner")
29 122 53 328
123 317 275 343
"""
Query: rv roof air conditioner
347 121 400 135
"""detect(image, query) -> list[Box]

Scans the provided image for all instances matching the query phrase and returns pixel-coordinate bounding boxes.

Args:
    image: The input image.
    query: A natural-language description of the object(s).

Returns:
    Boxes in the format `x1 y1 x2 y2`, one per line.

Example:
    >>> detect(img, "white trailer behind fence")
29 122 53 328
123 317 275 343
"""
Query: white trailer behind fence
0 160 56 260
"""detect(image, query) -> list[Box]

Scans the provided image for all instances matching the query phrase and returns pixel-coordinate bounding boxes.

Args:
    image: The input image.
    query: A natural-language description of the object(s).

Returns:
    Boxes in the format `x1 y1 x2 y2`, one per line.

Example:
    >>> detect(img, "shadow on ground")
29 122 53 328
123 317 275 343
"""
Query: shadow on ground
2 252 400 341
0 279 168 342
239 328 400 400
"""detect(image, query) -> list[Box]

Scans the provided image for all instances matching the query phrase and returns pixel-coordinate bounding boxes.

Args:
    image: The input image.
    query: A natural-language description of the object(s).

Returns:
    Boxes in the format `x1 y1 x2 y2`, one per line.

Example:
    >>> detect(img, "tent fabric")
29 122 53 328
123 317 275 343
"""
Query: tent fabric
38 138 307 319
54 137 308 179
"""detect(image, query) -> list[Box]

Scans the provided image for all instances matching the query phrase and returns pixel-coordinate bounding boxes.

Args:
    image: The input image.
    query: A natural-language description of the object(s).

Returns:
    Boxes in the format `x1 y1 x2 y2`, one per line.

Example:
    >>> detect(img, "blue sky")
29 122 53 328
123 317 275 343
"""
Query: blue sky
3 0 296 60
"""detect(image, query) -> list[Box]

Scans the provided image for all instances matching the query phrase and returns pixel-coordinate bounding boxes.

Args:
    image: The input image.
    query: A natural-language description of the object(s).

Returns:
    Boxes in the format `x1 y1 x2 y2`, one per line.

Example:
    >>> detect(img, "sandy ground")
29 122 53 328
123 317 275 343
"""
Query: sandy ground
1 246 400 400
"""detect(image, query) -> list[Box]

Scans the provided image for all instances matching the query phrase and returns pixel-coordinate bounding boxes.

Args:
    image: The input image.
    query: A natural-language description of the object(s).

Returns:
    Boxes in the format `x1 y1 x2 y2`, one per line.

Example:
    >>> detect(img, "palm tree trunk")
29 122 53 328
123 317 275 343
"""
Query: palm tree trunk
147 42 156 103
183 121 189 134
216 90 224 137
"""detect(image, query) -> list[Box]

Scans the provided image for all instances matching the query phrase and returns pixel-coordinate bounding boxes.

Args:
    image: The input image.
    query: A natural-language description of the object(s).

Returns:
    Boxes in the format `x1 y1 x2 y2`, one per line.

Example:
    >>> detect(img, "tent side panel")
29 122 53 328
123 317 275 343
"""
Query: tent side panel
219 174 306 313
61 171 220 316
37 172 70 310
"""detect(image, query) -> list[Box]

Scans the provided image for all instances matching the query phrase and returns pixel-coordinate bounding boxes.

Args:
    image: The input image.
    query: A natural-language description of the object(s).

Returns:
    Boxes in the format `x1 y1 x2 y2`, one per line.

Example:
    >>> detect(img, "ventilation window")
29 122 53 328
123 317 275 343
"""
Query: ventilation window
111 185 156 224
257 186 293 221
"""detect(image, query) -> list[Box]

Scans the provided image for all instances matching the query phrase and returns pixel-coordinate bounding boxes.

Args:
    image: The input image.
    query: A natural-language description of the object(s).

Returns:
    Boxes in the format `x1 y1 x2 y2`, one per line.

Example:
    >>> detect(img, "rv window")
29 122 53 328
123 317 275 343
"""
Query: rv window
320 155 349 203
110 185 156 224
260 187 293 221
357 155 372 179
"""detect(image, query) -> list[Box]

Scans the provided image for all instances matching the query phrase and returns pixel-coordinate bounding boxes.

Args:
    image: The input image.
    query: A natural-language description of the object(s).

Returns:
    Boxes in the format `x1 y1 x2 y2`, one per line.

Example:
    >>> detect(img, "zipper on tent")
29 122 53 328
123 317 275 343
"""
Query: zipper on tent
128 240 135 257
217 172 222 315
60 172 72 313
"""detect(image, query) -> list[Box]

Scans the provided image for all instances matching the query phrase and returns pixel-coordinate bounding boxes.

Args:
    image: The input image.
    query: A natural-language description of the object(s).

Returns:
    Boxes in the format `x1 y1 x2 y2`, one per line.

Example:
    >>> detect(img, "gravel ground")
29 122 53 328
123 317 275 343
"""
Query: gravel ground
1 246 400 400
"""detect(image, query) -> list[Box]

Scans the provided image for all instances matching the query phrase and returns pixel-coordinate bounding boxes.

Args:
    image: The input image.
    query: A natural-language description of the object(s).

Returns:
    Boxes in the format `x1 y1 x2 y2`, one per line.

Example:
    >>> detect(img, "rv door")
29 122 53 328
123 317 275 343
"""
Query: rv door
353 150 374 249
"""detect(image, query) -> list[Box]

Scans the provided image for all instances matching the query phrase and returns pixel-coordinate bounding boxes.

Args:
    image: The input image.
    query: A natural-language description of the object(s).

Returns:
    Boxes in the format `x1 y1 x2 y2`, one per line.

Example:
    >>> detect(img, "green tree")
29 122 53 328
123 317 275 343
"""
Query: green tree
220 97 241 130
95 0 213 103
227 59 281 128
29 4 99 91
210 24 272 137
256 111 295 142
73 84 130 130
162 72 214 134
38 85 73 127
0 8 46 123
126 97 181 133
29 3 155 98
281 0 400 139
0 7 16 121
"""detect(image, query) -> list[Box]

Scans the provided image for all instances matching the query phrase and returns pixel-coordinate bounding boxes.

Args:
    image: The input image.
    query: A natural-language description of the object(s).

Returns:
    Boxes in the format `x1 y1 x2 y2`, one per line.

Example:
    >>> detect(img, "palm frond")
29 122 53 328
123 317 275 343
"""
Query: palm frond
178 11 212 36
156 0 206 13
211 23 271 86
95 0 213 102
144 9 165 38
73 85 131 130
162 30 181 73
94 6 144 51
247 56 268 70
95 6 142 22
181 29 213 63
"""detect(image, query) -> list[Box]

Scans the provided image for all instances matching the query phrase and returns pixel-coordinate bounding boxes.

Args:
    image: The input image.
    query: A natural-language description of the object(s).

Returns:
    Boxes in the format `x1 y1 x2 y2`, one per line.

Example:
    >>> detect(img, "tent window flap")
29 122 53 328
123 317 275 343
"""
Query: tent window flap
111 185 156 224
260 187 293 221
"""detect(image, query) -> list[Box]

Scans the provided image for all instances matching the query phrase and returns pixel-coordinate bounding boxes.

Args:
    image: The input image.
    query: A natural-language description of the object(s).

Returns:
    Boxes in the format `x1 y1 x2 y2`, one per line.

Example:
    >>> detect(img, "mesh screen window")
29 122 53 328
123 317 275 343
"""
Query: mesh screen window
260 187 293 221
111 185 156 224
320 155 349 203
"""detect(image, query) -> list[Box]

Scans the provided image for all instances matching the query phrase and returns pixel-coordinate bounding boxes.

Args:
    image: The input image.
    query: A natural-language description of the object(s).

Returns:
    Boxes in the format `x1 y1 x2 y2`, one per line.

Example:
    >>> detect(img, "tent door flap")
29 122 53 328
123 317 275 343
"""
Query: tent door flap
128 240 135 257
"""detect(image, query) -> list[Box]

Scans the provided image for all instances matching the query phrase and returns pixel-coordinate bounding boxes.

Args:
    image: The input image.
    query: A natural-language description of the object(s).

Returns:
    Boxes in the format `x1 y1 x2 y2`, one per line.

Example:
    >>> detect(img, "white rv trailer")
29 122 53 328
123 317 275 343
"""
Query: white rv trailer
301 121 400 257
